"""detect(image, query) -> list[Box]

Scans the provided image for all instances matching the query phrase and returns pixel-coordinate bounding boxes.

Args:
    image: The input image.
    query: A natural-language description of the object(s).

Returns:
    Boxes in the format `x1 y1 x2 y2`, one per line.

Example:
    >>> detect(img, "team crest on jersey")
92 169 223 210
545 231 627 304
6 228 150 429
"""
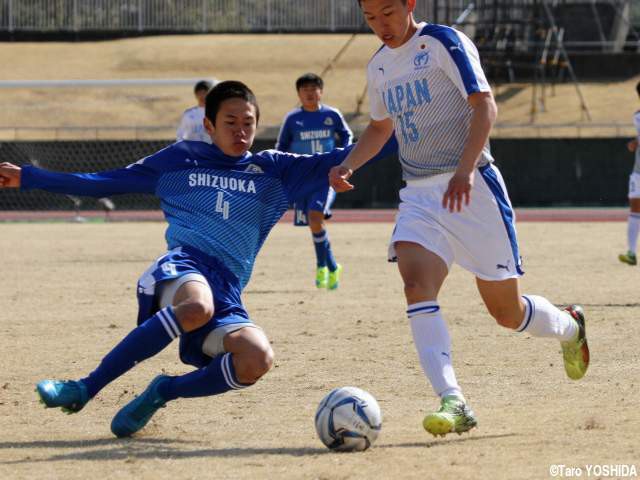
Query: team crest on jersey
324 116 334 126
413 50 430 70
244 164 264 174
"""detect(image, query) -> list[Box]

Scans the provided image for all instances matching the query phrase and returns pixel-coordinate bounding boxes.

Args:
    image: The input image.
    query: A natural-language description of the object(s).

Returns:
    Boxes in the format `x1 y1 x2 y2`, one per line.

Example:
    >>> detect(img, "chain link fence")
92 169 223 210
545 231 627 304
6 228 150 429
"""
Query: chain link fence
0 0 437 33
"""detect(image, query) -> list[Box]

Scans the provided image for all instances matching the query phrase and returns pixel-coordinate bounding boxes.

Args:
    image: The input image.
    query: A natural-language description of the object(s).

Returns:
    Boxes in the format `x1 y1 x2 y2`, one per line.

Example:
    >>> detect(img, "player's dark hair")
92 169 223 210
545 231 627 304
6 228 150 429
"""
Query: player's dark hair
205 80 260 125
296 73 324 91
636 80 640 98
194 80 213 94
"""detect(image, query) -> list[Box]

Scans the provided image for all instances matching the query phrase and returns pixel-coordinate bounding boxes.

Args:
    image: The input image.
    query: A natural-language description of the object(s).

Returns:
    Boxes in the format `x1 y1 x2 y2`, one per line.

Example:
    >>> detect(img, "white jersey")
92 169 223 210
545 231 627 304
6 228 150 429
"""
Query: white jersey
367 22 493 179
633 111 640 174
176 106 211 143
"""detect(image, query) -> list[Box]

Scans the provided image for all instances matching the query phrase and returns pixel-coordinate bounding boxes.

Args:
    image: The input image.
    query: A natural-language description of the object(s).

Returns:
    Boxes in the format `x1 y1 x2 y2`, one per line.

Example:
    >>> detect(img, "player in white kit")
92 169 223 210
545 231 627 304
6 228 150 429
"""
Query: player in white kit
330 0 590 437
618 81 640 266
176 80 213 143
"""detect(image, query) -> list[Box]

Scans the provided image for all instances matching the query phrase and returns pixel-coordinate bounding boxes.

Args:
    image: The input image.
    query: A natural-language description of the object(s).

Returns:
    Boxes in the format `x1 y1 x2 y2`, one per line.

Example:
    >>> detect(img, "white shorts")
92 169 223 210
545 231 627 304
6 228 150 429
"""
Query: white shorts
389 164 523 281
629 173 640 199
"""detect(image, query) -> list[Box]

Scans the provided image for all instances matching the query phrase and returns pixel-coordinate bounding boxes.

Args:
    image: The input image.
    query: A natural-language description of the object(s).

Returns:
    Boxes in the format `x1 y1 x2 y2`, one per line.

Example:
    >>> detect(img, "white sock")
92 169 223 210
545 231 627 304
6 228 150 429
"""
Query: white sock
408 302 463 399
627 213 640 254
518 295 577 341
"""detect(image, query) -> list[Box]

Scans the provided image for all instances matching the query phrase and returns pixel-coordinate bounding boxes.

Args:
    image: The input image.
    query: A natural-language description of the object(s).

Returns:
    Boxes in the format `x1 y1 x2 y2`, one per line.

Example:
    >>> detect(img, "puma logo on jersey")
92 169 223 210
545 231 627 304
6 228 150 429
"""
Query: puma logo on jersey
244 164 264 174
449 42 463 52
378 66 385 75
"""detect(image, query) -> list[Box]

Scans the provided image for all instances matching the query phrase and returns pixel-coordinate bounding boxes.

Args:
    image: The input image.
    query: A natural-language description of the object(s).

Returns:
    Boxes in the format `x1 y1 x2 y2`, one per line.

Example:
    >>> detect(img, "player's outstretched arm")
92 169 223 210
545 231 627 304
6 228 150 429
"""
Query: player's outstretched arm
0 162 22 188
329 118 394 192
5 159 161 198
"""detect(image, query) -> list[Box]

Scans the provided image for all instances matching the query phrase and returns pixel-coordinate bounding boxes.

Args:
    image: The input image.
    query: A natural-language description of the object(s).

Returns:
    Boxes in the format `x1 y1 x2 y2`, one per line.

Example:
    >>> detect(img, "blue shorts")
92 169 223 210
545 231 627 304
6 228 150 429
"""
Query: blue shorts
136 246 250 368
293 187 336 226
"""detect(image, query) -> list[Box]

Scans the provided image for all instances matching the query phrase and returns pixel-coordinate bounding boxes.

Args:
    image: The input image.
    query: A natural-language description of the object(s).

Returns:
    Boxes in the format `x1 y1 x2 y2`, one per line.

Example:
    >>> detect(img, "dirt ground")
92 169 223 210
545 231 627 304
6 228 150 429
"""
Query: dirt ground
0 221 638 479
0 34 638 139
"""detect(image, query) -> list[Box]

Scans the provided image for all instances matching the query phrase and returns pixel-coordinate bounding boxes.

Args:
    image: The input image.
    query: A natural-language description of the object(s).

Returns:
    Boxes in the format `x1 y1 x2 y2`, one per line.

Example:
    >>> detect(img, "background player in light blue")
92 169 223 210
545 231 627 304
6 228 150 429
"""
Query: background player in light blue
0 80 393 438
276 73 353 289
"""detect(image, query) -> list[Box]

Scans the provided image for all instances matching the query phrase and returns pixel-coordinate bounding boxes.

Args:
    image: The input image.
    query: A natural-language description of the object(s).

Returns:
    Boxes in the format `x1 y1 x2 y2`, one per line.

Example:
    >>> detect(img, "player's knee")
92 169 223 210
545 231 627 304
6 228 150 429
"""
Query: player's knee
235 345 274 384
403 280 432 303
175 299 214 332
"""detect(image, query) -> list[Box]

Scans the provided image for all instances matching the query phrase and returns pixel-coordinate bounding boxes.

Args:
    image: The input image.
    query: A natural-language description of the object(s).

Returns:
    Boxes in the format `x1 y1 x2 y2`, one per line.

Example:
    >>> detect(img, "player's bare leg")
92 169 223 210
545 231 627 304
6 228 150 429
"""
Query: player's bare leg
396 241 477 437
619 198 640 265
476 277 589 380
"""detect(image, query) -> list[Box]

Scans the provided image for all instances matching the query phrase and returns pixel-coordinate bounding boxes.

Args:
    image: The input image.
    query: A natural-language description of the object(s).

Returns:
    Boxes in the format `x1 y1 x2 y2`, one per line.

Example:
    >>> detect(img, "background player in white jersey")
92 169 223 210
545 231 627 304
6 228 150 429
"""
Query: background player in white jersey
0 81 393 438
330 0 590 437
176 80 213 143
618 80 640 266
276 73 353 289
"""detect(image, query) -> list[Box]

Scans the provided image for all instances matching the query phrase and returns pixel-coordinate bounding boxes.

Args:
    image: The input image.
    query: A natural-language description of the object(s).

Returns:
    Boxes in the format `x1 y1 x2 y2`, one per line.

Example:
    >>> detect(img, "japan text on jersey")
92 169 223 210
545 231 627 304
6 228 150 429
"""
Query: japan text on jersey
276 105 353 155
367 22 494 179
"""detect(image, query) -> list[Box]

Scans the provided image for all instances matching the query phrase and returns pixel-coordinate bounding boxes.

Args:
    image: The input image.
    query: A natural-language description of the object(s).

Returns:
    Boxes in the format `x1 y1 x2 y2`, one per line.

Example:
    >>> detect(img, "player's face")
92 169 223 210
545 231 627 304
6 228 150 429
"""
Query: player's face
359 0 417 48
205 98 257 157
297 84 322 111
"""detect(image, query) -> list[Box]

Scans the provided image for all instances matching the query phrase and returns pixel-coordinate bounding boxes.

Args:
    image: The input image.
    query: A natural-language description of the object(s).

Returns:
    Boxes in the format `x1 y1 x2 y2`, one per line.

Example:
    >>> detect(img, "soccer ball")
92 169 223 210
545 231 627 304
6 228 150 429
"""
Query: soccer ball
314 386 382 452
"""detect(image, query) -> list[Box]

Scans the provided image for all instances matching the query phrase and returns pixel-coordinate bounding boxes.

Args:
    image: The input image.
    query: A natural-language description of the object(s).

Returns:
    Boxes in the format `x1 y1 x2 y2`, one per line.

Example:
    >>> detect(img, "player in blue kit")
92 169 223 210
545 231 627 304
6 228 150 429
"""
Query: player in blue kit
276 73 353 289
0 80 393 438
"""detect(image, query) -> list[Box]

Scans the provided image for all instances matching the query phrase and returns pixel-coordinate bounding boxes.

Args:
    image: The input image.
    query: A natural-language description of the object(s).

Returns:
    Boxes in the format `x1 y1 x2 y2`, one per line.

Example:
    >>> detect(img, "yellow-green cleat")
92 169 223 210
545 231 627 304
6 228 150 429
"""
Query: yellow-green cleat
618 251 637 266
561 305 590 380
328 264 343 290
423 395 477 437
315 266 329 288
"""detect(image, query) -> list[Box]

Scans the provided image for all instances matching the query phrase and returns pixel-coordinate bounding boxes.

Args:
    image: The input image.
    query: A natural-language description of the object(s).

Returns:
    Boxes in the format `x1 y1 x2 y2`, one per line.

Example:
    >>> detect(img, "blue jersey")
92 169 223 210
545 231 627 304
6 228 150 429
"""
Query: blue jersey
276 105 353 155
21 140 392 289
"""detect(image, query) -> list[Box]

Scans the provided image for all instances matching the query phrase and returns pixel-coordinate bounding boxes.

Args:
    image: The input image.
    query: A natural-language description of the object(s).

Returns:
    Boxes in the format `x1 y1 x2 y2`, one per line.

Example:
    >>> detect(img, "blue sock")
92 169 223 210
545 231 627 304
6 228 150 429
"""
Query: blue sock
325 236 338 272
159 353 250 401
312 230 328 268
80 307 183 398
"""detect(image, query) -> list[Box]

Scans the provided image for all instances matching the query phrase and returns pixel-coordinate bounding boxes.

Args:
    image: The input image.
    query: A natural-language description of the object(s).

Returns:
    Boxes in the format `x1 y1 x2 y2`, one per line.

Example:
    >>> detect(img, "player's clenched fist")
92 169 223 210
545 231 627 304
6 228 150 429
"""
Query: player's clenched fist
0 162 22 188
329 165 354 192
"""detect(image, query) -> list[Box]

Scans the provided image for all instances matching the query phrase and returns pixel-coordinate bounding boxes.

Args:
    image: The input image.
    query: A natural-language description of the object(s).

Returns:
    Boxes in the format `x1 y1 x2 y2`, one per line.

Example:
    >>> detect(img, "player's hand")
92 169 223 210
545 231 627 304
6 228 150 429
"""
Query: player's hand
329 165 354 192
442 170 474 213
0 162 21 188
627 139 638 153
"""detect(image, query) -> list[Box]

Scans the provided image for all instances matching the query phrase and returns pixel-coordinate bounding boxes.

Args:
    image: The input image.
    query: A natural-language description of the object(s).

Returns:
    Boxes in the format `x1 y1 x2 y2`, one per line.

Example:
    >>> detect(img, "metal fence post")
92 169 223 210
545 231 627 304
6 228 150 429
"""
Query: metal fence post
330 0 336 32
73 0 78 32
267 0 272 32
8 0 13 32
138 0 144 32
202 0 207 32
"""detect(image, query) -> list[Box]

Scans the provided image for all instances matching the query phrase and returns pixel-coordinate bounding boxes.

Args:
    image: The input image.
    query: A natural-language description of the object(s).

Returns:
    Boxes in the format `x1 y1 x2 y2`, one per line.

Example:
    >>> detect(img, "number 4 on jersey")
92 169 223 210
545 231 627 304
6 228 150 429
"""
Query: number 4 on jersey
216 191 230 220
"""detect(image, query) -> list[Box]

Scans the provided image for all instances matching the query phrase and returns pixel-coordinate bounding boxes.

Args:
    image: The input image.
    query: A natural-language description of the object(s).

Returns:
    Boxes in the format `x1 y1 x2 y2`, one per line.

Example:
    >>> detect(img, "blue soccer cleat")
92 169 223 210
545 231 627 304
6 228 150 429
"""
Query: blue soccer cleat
36 379 89 414
111 375 169 438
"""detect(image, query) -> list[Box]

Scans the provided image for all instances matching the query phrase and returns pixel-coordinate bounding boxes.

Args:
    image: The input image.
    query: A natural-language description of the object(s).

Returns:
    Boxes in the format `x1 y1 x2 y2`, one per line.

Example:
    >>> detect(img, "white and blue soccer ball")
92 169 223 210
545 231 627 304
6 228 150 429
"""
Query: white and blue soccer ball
315 386 382 452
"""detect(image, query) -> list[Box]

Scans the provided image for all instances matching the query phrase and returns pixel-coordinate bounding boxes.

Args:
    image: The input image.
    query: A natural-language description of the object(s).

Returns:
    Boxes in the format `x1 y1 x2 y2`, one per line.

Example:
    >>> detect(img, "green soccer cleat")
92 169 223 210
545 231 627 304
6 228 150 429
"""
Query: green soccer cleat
618 251 637 266
315 266 329 289
561 305 590 380
111 375 168 438
328 264 343 290
36 379 89 414
423 395 477 437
